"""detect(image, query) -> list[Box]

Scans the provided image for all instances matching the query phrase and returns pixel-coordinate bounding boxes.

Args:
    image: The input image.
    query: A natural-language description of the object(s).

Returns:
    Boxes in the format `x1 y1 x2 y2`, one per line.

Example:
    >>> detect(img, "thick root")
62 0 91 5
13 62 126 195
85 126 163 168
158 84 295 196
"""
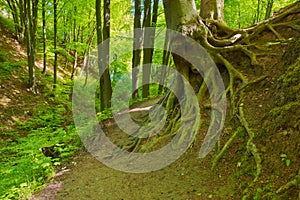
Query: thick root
211 127 242 169
276 169 300 194
238 106 262 182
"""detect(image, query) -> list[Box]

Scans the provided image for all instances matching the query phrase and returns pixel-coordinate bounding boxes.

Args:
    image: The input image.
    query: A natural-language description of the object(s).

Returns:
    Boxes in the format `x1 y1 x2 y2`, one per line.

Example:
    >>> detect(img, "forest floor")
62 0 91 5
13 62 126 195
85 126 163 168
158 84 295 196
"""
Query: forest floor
32 98 243 200
1 8 299 200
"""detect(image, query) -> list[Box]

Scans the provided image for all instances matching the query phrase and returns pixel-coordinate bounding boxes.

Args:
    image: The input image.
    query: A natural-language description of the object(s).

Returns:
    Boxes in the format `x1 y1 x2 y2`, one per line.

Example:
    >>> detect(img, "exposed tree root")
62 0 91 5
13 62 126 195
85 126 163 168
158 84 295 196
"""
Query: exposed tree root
210 75 268 169
276 169 300 194
127 5 299 191
200 3 294 168
211 127 242 169
267 24 284 40
237 106 262 182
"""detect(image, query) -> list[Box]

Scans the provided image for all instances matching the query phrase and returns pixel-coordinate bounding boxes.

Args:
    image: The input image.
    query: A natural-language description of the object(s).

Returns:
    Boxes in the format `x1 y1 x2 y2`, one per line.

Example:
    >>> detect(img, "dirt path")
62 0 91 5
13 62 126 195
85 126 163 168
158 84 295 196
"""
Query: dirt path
40 98 240 200
54 150 238 200
29 98 241 200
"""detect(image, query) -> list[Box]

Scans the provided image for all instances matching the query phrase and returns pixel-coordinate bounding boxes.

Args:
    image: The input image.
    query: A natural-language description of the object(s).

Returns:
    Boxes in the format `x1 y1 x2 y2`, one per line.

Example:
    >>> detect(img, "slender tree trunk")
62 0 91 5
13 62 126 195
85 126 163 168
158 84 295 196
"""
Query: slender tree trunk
256 0 261 23
71 6 78 80
101 0 112 110
53 0 58 88
265 0 274 20
96 0 102 75
131 0 142 99
158 30 171 94
6 0 20 40
24 0 38 90
24 0 31 86
19 0 25 40
42 0 47 74
96 0 112 111
142 0 152 98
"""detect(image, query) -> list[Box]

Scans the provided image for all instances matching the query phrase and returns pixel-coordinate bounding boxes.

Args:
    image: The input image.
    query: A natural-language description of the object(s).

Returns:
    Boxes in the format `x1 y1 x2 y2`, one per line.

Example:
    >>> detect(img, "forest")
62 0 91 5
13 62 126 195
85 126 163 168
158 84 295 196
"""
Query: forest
0 0 299 199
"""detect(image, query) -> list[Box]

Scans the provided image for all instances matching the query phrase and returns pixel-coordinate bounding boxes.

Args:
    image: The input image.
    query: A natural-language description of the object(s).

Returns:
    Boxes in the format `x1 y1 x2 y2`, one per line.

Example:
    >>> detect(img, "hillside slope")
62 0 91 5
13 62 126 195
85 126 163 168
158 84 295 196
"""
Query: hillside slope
0 16 78 199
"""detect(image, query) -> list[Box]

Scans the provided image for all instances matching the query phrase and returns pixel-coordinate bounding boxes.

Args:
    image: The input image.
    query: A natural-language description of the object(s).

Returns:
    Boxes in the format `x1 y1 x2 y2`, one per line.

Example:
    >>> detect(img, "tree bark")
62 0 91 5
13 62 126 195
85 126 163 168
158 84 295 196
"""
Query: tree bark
53 0 58 88
131 0 142 99
24 0 38 91
158 30 171 94
265 0 274 20
142 0 152 98
200 0 225 22
42 0 47 74
6 0 21 40
98 0 112 111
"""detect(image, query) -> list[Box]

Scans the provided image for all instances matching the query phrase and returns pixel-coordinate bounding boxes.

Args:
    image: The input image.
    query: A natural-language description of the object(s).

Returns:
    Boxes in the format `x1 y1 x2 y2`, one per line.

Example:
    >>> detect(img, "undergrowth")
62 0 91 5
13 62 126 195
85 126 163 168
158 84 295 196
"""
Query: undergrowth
0 74 80 199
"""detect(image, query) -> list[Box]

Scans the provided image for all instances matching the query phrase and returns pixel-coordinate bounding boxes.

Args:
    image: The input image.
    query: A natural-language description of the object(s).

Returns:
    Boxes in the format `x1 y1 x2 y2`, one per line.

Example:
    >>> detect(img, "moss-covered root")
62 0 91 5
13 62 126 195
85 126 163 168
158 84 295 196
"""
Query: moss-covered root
211 127 242 169
276 169 300 194
238 106 262 182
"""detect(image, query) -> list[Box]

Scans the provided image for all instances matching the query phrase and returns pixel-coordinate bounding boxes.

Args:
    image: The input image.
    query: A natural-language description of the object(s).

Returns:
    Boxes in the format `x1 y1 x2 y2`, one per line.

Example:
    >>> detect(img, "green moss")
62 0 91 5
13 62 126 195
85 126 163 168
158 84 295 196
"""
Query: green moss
278 60 300 88
268 102 300 130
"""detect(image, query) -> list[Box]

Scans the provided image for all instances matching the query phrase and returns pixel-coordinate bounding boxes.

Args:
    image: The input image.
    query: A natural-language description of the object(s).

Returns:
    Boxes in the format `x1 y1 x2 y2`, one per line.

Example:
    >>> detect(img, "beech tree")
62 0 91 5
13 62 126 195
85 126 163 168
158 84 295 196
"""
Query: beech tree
24 0 38 90
96 0 112 111
41 0 47 74
131 0 300 188
53 0 57 87
131 0 142 99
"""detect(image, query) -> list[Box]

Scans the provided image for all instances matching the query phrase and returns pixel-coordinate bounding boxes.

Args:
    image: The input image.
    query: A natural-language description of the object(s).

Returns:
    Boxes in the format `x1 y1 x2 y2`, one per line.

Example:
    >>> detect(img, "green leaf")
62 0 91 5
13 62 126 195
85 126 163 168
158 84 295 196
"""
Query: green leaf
285 160 291 167
280 153 287 158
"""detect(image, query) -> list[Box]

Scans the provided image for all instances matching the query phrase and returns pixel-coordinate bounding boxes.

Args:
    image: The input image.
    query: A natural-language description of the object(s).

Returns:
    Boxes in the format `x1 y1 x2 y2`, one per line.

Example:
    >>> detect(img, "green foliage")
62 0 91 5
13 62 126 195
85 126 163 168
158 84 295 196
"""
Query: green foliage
111 0 133 32
0 15 15 32
110 58 130 88
0 81 79 199
224 0 296 28
0 51 6 62
280 153 291 167
97 109 112 121
0 60 27 74
51 48 75 62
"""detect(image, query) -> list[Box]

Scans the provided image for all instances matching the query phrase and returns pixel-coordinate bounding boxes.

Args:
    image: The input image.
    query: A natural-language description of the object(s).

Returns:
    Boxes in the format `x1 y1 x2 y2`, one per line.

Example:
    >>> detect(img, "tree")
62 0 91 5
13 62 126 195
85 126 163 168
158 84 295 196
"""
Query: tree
6 0 21 40
131 0 142 99
96 0 112 111
141 0 152 98
53 0 57 87
130 0 300 193
42 0 47 74
265 0 274 20
24 0 38 91
200 0 225 22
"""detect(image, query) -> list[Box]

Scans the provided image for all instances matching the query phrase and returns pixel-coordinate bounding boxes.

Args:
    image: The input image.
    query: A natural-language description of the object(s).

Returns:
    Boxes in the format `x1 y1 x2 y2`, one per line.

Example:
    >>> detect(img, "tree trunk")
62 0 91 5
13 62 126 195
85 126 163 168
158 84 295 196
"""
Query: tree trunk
19 0 25 40
97 0 112 111
256 0 261 23
71 6 78 80
24 0 38 91
141 0 152 98
131 0 300 197
53 0 58 88
265 0 274 20
6 0 21 40
200 0 225 22
158 30 171 94
131 0 142 99
42 0 47 74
